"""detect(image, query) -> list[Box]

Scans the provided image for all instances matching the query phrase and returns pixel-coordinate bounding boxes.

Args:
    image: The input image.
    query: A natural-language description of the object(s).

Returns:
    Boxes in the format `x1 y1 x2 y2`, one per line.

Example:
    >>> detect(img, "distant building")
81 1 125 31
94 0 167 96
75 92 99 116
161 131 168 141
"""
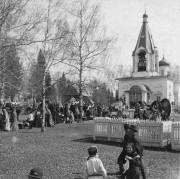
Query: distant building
116 13 180 107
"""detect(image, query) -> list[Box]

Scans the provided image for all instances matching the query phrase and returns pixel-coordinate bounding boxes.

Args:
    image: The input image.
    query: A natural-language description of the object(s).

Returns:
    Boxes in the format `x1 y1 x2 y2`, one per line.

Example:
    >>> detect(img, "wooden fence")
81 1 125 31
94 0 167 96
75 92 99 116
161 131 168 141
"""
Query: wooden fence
171 122 180 151
93 117 172 148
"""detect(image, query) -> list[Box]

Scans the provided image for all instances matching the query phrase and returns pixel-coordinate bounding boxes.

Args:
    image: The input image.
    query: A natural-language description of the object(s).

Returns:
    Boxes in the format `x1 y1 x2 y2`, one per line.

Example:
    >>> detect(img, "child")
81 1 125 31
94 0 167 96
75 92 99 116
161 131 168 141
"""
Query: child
28 167 43 179
121 143 142 179
83 146 107 179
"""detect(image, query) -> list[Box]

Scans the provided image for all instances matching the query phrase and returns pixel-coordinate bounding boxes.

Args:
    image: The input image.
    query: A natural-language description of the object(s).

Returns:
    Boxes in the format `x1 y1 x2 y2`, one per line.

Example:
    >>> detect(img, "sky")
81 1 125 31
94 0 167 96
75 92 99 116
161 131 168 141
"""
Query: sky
25 0 180 75
89 0 180 67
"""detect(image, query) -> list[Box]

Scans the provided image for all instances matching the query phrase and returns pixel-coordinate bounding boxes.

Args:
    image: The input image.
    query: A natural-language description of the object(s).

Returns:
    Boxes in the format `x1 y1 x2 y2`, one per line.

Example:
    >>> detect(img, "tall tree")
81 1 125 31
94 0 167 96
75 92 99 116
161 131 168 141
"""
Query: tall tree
4 43 23 100
0 0 45 102
28 49 45 102
0 43 23 102
65 0 115 121
90 79 114 106
27 0 71 132
45 71 52 100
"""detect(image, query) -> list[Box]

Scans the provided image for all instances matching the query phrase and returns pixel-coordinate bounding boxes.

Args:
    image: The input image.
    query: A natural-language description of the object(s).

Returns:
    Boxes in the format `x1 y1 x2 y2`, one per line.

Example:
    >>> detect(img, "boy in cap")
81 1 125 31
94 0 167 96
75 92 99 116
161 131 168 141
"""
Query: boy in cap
28 167 43 179
83 146 107 179
117 124 146 179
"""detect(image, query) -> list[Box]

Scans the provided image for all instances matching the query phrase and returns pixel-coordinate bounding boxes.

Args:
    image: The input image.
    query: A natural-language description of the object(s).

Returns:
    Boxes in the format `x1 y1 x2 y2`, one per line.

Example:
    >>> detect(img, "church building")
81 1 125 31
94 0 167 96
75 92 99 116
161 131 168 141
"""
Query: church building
116 13 180 107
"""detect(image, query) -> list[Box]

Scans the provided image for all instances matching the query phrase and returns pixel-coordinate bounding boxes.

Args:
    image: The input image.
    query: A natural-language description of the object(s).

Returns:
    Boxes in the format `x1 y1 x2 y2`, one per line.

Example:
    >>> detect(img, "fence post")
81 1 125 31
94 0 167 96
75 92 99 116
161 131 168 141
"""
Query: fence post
159 122 163 147
107 121 111 141
171 123 174 150
93 120 96 141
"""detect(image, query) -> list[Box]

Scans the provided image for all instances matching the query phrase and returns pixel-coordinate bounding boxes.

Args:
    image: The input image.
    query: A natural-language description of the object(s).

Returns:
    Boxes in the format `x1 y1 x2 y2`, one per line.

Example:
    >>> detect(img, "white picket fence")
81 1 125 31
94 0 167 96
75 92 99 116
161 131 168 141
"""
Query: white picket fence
93 117 175 148
171 122 180 151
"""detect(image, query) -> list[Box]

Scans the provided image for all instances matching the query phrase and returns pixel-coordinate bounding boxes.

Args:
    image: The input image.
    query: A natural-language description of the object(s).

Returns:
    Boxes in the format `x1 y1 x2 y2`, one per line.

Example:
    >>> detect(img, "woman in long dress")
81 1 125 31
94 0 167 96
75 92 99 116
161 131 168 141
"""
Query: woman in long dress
2 108 11 131
10 107 19 131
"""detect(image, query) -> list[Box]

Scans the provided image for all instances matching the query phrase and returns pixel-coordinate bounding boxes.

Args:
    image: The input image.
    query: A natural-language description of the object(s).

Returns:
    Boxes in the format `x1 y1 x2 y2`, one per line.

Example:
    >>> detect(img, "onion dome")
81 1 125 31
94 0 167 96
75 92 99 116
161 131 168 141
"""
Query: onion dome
159 56 170 66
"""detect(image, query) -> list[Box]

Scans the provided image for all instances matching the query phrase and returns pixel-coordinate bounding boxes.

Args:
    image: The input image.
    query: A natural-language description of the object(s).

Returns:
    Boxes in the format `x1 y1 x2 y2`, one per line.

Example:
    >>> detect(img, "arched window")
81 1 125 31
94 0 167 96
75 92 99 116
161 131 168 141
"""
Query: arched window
129 85 142 106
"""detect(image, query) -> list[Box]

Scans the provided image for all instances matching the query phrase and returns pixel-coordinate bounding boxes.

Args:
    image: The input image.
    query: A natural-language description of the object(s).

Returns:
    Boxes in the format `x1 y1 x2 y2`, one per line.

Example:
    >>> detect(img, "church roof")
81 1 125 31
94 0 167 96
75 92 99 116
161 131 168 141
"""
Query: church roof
132 13 155 56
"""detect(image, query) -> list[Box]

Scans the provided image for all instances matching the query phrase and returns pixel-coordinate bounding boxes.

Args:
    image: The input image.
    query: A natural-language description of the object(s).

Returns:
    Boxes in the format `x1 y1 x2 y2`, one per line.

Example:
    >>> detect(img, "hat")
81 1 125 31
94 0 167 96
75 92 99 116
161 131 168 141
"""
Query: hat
129 125 138 132
88 146 98 156
29 167 43 178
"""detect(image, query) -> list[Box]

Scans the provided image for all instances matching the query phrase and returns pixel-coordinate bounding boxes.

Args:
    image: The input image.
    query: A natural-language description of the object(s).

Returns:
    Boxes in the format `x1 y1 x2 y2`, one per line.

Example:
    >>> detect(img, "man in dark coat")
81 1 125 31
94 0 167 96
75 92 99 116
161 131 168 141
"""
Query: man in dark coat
16 107 21 121
117 124 146 179
134 103 143 119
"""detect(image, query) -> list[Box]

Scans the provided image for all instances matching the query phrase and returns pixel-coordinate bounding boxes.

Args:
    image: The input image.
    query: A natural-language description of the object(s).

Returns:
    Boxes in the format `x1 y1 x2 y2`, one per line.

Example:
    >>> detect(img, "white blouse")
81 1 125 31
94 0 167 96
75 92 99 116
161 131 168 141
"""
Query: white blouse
83 156 107 179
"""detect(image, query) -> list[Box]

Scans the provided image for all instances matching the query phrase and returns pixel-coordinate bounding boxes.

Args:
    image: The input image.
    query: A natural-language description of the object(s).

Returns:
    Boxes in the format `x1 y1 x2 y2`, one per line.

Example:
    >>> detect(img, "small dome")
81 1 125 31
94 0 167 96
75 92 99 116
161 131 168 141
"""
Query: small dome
159 60 169 67
143 13 148 18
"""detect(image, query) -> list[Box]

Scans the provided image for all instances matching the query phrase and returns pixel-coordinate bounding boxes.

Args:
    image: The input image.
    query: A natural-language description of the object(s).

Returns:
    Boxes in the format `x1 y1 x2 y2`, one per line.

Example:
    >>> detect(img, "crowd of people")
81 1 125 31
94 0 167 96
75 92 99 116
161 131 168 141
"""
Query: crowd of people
0 105 20 131
0 100 115 131
0 98 172 131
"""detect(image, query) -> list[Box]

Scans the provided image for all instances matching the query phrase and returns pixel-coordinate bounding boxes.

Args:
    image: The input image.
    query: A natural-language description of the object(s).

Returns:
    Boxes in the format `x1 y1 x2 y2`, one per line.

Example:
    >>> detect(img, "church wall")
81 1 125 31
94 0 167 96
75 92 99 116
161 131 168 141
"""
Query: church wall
174 83 180 105
166 80 174 103
118 77 174 104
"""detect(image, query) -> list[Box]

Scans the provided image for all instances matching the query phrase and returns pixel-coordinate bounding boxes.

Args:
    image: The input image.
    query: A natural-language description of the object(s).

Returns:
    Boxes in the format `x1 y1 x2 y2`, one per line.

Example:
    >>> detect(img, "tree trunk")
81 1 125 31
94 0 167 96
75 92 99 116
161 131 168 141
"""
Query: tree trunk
0 59 5 105
41 74 46 132
79 65 83 122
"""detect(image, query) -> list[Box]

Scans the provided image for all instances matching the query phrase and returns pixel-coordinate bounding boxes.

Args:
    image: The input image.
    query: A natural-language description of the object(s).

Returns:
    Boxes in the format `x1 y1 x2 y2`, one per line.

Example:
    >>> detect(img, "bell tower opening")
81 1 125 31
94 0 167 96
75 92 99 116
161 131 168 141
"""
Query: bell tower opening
138 50 146 72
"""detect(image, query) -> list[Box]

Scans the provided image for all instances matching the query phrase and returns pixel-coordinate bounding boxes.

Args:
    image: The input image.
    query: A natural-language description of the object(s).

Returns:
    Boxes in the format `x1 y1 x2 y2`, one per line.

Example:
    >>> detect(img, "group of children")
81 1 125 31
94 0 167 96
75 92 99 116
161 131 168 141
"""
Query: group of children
27 124 146 179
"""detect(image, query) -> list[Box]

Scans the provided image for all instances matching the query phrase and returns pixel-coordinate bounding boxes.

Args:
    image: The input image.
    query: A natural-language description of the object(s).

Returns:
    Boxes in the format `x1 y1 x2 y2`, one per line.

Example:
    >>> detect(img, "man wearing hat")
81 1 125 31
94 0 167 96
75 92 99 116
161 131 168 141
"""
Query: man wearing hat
28 167 43 179
117 124 146 179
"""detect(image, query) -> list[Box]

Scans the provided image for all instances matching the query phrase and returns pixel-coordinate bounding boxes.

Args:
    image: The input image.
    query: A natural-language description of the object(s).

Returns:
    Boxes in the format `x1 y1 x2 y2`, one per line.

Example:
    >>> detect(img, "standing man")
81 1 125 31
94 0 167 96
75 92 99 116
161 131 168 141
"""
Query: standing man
16 107 21 122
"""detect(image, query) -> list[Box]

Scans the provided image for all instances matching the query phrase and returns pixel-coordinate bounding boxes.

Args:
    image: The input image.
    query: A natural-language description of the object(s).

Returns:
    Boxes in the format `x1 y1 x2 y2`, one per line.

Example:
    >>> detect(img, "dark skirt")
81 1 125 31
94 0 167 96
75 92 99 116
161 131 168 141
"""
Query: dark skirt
125 167 141 179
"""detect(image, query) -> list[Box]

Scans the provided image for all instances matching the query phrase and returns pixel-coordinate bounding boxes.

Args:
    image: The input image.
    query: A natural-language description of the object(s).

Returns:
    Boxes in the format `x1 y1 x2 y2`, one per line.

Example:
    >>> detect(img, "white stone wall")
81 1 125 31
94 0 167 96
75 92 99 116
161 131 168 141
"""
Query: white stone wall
118 77 174 104
173 82 180 105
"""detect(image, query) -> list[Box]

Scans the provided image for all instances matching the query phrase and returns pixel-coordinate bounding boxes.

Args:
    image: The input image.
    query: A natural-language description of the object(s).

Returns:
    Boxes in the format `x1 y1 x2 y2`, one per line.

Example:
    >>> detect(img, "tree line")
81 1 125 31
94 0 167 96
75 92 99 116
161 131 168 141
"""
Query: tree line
0 0 117 132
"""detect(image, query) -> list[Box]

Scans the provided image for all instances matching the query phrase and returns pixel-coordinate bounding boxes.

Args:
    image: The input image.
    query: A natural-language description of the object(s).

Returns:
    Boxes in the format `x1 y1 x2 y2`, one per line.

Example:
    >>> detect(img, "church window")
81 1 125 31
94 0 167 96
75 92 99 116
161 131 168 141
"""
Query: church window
138 51 146 71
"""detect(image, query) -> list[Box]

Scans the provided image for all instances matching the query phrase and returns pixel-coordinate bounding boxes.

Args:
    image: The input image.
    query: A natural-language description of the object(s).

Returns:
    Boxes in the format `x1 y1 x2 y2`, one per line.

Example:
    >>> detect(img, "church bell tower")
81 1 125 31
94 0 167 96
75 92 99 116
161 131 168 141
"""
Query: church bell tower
132 13 159 77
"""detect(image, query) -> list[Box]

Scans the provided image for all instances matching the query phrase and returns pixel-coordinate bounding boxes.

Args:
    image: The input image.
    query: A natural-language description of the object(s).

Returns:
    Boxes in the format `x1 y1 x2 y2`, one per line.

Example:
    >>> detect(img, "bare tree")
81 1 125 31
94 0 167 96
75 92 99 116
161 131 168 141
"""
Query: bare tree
0 0 45 102
29 0 71 132
64 0 115 121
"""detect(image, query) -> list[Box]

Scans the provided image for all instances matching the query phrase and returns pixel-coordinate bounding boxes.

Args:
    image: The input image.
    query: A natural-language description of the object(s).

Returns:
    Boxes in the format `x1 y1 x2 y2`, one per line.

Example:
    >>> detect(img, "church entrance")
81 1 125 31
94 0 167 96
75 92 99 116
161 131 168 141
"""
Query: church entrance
129 85 142 107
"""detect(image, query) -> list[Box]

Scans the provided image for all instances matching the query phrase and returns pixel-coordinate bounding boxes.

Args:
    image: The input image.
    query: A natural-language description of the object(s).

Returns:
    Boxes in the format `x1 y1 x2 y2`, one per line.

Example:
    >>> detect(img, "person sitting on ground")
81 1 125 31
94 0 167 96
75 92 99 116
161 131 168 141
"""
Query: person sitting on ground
121 143 142 179
83 146 107 179
28 167 43 179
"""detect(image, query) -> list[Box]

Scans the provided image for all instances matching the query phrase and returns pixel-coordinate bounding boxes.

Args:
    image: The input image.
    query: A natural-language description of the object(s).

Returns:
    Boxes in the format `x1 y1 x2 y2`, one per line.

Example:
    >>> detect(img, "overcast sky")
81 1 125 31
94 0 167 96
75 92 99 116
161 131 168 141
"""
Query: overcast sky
89 0 180 67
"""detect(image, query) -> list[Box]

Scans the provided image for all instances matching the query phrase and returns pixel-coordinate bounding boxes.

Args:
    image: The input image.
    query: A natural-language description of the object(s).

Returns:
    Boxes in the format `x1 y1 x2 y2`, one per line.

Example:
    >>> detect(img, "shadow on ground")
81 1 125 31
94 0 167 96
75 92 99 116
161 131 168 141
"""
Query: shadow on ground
72 137 179 153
